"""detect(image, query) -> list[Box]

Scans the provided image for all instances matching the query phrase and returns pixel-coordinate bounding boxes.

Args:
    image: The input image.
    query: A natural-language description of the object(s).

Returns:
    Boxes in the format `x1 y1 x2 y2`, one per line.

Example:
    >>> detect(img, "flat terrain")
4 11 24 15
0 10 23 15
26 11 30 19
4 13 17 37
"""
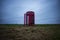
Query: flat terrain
0 24 60 40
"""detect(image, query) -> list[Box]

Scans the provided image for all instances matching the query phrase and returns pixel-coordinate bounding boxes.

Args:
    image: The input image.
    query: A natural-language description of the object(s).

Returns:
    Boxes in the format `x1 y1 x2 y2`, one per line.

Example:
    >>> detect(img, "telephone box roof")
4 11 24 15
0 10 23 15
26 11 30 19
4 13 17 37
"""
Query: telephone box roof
26 11 34 14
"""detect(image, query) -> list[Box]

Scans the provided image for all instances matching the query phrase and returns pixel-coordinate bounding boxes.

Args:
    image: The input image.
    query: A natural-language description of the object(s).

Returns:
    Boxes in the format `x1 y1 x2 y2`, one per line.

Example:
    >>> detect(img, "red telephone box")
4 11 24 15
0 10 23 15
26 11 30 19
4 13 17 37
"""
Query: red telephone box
24 11 35 26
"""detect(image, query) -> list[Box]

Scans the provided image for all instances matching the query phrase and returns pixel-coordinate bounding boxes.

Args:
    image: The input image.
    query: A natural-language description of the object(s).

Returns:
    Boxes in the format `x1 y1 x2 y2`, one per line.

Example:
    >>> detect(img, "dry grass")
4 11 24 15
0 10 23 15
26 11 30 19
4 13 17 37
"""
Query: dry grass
0 24 60 40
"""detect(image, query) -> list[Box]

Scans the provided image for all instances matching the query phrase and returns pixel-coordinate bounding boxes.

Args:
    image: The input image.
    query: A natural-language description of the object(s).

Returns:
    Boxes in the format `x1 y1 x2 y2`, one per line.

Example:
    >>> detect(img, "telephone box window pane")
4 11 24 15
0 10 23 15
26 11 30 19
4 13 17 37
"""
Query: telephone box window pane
27 16 29 25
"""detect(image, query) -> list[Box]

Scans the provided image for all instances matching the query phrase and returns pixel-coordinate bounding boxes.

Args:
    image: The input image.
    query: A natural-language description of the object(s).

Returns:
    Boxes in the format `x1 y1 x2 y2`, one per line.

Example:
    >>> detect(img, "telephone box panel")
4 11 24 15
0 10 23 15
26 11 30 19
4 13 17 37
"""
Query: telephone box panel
24 11 35 26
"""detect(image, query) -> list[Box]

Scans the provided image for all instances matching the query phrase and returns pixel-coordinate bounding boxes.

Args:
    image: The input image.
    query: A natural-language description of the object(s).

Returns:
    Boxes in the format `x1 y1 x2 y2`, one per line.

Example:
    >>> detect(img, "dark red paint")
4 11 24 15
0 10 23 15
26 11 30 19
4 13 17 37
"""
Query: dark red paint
24 11 35 26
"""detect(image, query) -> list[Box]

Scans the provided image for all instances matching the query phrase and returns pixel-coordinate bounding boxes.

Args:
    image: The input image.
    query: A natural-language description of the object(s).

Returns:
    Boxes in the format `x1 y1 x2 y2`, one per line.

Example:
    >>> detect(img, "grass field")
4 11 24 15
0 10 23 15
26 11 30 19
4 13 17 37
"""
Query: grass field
0 24 60 40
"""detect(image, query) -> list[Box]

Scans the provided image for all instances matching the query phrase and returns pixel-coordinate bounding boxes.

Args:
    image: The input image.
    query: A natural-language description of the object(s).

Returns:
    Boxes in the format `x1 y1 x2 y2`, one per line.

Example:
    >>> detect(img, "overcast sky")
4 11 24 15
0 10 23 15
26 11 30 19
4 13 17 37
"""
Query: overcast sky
0 0 60 24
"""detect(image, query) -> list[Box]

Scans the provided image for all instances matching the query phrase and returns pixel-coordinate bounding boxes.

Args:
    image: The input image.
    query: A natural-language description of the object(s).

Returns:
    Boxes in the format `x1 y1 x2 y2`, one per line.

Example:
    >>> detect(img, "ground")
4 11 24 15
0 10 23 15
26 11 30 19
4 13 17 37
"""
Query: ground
0 24 60 40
